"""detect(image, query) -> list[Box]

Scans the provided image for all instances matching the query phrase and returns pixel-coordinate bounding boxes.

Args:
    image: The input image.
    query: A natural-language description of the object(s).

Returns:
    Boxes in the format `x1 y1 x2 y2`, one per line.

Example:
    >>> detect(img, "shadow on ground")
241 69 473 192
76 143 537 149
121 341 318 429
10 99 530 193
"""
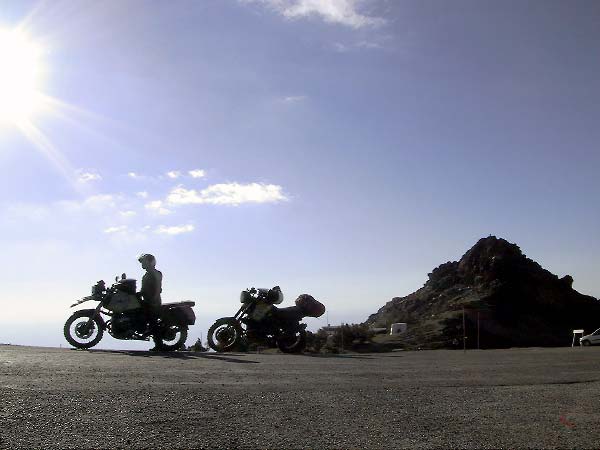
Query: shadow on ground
78 348 260 364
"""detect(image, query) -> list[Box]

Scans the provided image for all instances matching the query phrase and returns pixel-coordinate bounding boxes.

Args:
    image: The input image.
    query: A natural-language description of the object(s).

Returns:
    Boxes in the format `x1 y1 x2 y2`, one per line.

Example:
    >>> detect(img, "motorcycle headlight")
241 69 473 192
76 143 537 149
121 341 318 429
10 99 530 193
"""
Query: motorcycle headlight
240 290 252 303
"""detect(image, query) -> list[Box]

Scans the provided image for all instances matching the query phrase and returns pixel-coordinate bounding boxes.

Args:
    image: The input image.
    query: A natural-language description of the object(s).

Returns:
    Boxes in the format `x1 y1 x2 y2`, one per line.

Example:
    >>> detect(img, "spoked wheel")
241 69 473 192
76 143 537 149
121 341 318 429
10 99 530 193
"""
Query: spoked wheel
276 328 306 354
207 317 243 352
154 324 188 351
64 311 104 349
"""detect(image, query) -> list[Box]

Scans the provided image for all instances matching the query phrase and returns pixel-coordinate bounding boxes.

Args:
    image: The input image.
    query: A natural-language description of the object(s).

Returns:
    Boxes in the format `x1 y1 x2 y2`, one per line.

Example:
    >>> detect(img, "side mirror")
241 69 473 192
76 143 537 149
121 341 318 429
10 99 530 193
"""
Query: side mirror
115 276 119 283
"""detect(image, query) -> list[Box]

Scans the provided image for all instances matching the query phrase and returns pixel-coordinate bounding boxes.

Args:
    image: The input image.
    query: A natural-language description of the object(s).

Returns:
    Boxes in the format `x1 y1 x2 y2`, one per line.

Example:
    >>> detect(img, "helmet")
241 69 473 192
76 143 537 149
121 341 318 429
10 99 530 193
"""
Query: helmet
137 253 156 268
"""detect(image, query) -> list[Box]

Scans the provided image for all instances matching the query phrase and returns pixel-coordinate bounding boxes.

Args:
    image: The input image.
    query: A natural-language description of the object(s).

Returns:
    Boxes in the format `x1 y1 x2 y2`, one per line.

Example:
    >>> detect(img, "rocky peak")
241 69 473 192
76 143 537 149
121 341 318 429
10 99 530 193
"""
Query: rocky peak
366 236 600 348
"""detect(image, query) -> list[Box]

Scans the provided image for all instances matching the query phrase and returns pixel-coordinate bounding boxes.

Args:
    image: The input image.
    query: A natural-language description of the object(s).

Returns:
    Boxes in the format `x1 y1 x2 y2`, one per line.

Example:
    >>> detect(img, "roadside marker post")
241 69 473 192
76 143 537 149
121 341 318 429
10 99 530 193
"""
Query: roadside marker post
572 329 584 347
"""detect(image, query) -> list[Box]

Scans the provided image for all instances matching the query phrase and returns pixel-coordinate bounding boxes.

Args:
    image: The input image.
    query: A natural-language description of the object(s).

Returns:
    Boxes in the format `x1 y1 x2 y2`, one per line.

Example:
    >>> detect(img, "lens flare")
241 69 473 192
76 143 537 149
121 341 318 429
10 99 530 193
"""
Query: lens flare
0 28 44 126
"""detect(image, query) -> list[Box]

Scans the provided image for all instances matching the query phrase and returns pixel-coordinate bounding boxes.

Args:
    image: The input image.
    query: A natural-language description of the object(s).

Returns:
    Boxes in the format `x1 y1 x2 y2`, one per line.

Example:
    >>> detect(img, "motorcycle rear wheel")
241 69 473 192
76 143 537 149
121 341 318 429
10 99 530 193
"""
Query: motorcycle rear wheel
154 325 188 351
276 328 307 353
207 317 244 352
64 311 104 349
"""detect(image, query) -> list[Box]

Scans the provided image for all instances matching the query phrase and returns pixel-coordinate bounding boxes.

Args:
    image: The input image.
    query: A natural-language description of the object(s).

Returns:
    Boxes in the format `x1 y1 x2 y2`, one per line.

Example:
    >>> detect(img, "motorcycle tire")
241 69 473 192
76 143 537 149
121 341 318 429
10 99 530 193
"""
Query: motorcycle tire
64 311 104 349
276 328 307 354
154 325 188 351
207 317 244 352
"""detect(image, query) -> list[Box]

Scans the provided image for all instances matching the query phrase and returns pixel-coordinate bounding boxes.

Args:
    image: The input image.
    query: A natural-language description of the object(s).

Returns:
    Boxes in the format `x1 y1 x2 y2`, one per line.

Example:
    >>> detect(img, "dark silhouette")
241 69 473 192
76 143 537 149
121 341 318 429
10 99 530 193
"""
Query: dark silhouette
137 253 163 350
63 257 195 351
207 286 325 353
367 236 600 349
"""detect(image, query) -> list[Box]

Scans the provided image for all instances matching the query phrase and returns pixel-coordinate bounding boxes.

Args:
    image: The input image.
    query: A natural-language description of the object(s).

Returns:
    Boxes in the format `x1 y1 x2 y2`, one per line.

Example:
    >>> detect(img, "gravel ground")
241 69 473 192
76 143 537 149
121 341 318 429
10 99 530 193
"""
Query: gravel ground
1 345 600 449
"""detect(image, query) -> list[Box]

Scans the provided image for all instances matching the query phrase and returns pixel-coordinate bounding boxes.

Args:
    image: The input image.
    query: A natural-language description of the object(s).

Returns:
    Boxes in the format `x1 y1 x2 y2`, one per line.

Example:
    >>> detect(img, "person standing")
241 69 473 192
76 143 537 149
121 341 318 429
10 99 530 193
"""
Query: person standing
137 253 163 350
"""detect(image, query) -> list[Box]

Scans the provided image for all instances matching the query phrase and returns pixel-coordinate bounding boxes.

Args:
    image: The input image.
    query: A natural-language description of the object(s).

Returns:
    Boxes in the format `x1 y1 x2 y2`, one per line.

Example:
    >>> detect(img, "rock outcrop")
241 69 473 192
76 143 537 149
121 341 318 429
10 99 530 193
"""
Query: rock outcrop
367 236 600 348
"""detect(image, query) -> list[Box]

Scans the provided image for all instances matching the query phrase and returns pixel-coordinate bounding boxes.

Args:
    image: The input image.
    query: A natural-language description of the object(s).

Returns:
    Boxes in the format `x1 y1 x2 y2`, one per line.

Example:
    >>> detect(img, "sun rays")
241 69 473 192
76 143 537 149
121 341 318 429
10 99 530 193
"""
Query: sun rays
0 28 45 126
0 16 112 192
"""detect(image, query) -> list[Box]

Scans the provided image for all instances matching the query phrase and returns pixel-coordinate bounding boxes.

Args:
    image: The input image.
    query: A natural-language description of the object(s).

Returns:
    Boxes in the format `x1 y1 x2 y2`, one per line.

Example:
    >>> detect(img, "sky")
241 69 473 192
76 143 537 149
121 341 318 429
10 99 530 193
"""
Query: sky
0 0 599 349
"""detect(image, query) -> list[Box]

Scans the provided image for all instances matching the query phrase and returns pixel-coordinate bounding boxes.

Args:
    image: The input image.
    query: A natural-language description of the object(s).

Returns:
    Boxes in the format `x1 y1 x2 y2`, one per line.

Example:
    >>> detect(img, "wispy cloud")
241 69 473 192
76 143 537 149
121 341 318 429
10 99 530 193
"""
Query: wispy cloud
245 0 385 29
167 183 288 206
128 172 141 179
76 169 102 183
104 225 128 234
282 95 307 103
189 169 206 178
58 194 120 213
155 224 195 235
119 210 137 218
145 200 172 216
331 35 390 52
3 203 49 222
136 191 148 199
166 170 181 179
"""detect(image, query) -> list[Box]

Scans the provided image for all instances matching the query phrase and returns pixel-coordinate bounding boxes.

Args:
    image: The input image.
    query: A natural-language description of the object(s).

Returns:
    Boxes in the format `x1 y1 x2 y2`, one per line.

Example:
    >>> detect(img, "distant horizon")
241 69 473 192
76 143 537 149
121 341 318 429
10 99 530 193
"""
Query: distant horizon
1 233 597 350
1 1 599 349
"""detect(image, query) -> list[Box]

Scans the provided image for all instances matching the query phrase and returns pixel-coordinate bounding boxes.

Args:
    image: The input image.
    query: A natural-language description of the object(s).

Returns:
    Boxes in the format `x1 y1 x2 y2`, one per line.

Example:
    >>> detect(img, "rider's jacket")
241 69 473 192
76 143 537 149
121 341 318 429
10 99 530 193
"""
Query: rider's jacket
141 268 162 312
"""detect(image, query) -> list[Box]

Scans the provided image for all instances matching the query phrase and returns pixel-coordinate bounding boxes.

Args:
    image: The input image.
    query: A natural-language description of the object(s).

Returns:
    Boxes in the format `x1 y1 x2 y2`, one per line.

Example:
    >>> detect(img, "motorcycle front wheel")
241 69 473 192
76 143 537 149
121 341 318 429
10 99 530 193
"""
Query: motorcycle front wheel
154 325 188 351
207 317 243 352
64 311 104 349
276 328 307 353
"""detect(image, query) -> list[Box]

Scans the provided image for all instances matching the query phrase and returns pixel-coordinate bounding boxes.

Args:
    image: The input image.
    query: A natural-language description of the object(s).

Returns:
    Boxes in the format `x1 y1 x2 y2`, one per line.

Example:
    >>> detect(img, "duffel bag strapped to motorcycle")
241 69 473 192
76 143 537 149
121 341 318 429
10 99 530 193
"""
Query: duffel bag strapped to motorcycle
295 294 325 318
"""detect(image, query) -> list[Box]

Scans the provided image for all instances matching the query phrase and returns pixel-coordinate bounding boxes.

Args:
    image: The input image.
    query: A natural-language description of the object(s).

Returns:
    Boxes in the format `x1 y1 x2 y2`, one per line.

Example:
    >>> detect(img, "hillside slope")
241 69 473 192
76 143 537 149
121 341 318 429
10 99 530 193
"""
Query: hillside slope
367 236 600 348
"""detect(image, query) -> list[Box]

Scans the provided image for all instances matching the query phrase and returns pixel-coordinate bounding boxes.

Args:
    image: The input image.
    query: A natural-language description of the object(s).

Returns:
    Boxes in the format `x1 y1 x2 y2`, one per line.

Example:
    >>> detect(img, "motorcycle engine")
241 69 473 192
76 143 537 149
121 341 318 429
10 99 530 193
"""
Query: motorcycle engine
110 314 136 339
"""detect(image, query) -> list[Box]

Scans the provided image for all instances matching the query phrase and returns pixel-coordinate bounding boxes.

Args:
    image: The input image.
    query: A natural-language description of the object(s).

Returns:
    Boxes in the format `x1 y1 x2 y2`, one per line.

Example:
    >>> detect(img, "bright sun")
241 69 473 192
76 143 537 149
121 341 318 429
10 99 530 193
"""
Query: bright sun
0 28 44 126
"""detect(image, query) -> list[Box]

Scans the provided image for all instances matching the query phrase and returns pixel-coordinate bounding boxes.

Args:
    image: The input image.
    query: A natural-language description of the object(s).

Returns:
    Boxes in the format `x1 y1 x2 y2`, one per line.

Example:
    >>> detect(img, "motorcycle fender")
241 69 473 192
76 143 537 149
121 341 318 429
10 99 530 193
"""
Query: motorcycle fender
75 309 107 330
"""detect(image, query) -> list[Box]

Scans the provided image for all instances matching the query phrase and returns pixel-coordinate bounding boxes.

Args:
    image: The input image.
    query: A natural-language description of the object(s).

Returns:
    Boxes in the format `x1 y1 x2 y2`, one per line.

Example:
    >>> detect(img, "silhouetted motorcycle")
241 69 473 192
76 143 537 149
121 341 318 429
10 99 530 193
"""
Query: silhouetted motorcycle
207 286 325 353
64 275 195 351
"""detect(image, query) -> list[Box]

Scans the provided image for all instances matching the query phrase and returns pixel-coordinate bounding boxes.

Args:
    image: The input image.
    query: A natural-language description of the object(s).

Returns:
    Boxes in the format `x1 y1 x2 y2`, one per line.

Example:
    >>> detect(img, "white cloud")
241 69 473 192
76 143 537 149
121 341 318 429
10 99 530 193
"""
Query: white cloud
332 42 350 52
155 224 195 235
282 95 307 103
104 225 128 234
119 210 137 218
136 191 149 199
128 172 140 179
166 171 181 179
167 183 288 206
76 170 102 183
189 169 206 178
145 200 172 215
246 0 385 29
59 194 119 213
331 36 389 52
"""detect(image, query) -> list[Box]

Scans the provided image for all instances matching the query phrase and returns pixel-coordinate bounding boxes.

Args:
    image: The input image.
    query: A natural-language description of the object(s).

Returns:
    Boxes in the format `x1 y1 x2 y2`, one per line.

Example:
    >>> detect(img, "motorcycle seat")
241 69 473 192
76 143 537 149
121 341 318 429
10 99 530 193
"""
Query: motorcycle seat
273 305 304 322
162 301 195 308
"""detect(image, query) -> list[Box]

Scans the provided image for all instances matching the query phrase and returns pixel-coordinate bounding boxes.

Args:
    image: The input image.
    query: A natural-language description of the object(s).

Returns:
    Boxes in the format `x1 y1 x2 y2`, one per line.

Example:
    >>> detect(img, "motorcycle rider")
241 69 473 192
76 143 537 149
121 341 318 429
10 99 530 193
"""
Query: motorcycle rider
137 253 163 350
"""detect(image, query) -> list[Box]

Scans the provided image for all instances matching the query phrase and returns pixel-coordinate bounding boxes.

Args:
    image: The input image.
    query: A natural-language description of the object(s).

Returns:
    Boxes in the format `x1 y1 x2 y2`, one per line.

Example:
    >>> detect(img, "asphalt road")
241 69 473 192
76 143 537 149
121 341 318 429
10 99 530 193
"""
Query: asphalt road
1 345 600 449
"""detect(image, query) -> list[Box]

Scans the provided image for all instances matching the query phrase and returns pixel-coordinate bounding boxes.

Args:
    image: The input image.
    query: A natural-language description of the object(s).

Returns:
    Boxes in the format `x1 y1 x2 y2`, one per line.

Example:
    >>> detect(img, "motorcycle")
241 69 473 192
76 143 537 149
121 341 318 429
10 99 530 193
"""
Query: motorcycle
207 286 325 353
64 275 196 351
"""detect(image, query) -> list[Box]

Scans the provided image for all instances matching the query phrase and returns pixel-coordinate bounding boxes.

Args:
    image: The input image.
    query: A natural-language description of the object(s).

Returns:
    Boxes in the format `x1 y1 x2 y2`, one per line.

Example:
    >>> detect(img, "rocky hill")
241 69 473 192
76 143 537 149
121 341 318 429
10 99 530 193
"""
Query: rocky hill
367 236 600 349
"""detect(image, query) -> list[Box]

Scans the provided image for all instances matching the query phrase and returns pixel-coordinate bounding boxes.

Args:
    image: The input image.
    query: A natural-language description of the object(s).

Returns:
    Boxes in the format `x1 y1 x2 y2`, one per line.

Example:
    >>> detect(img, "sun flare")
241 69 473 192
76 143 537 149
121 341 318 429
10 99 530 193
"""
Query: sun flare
0 28 44 126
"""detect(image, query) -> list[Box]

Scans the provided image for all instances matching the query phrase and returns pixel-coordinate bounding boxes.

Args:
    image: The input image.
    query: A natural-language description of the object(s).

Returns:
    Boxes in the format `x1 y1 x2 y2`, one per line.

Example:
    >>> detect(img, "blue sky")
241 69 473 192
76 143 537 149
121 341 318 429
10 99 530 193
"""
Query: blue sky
0 0 599 349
